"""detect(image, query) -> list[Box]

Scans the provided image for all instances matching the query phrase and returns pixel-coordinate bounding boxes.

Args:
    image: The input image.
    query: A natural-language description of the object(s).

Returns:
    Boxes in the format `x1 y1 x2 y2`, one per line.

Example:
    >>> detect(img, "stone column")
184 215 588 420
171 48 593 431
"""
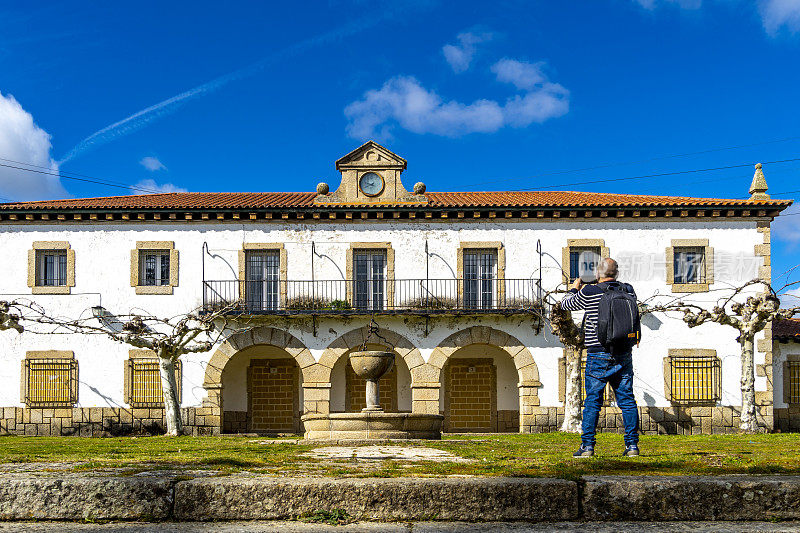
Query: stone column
302 383 331 415
518 380 541 434
411 383 441 415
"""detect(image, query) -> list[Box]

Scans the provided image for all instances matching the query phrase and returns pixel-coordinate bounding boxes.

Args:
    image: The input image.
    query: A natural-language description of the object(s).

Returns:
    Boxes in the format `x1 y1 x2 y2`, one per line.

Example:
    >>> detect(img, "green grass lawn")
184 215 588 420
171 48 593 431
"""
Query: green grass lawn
1 433 799 479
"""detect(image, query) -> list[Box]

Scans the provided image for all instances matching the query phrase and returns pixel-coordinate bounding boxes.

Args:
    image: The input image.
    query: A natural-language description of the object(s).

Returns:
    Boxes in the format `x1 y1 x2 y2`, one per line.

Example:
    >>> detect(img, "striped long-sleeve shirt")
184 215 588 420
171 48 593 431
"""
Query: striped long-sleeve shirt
560 281 636 352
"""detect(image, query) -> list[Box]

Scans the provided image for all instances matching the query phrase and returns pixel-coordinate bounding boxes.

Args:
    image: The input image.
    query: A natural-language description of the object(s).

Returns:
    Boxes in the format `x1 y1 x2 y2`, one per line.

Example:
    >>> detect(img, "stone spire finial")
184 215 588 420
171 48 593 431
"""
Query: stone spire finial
749 163 770 200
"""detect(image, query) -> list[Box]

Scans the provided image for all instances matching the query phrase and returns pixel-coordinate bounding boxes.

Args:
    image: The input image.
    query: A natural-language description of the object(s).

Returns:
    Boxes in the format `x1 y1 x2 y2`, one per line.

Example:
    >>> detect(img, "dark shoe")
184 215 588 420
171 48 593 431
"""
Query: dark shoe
623 444 640 457
573 444 594 458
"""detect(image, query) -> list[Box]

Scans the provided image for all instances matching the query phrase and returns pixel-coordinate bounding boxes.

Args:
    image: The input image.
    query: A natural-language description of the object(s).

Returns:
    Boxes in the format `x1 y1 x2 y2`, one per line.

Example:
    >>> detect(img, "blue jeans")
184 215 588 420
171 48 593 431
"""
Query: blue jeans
581 351 639 448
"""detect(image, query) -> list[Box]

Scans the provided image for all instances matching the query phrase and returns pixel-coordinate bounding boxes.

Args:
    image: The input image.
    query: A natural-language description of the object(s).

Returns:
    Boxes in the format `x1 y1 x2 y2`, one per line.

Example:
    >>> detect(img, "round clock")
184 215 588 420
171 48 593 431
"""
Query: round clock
359 172 384 197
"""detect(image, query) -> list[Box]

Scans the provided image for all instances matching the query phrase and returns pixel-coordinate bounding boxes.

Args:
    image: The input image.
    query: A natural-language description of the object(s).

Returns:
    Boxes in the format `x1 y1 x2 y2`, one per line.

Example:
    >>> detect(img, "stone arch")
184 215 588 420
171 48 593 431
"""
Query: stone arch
318 326 424 415
201 326 314 434
203 326 313 389
426 326 541 433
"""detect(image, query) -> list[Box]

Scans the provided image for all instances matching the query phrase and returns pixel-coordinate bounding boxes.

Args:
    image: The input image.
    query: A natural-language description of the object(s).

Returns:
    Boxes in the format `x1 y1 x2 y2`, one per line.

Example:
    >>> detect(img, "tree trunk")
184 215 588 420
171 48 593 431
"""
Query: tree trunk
158 353 183 436
560 347 582 433
739 335 758 433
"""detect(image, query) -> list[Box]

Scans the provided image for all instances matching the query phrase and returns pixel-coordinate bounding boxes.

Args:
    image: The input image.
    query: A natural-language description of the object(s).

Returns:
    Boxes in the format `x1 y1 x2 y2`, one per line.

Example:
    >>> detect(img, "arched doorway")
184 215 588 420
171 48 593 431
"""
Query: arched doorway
205 327 313 435
220 344 301 434
442 344 520 432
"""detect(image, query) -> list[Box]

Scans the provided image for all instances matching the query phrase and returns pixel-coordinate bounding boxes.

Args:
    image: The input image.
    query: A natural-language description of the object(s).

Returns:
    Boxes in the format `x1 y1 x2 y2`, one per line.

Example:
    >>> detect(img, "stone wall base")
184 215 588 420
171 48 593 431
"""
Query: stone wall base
521 405 774 435
0 407 220 437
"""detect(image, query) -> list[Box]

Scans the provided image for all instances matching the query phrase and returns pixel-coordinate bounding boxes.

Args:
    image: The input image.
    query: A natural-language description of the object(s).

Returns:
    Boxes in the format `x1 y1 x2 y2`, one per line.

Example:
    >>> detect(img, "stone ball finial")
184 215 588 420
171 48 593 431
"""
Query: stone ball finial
316 182 330 195
413 182 426 195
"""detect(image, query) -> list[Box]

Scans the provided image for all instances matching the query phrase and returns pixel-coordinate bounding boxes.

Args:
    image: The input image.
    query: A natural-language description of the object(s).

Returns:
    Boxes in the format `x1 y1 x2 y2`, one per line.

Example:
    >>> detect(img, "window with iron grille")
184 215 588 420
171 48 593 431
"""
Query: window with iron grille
35 250 68 286
244 250 281 311
569 247 601 283
127 359 182 407
353 250 386 311
139 250 170 286
673 247 705 284
463 249 497 309
788 361 800 404
24 358 77 407
670 355 720 404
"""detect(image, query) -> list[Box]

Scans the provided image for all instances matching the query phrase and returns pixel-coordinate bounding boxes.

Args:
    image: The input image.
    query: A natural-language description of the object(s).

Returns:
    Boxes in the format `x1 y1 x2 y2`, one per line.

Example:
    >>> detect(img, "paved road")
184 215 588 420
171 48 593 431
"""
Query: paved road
1 523 799 532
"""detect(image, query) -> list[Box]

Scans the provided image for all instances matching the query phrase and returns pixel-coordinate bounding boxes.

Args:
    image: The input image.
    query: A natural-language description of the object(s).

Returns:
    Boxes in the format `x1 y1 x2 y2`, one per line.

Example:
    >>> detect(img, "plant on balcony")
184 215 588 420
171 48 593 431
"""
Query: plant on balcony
400 296 457 310
284 297 352 311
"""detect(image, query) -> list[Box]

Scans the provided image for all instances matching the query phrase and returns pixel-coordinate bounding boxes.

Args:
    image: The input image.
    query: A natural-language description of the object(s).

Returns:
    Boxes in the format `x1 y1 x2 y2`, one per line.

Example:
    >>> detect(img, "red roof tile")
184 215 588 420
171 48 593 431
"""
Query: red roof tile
774 318 800 341
0 190 791 211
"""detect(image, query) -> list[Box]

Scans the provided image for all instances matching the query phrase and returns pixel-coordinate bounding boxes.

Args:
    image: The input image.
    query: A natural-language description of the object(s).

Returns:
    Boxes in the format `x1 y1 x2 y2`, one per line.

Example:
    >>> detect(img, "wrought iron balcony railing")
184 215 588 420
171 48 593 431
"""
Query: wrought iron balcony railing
202 278 543 315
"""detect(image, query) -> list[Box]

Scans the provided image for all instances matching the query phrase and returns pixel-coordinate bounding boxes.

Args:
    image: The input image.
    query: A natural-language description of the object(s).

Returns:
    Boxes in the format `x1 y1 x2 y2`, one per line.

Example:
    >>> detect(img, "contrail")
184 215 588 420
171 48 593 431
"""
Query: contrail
58 9 407 164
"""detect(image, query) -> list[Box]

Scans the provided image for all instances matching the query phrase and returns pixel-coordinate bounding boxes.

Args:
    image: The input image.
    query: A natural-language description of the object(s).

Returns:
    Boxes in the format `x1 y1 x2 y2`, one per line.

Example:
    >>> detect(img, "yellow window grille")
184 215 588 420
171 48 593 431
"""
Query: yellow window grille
25 359 76 407
128 360 181 407
789 361 800 404
671 356 720 404
131 361 163 406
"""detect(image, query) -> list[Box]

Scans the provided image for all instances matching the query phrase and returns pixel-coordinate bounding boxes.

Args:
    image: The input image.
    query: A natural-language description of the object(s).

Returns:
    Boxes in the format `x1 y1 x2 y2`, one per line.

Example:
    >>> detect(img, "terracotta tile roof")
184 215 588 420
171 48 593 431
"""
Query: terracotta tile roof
774 318 800 341
0 190 791 211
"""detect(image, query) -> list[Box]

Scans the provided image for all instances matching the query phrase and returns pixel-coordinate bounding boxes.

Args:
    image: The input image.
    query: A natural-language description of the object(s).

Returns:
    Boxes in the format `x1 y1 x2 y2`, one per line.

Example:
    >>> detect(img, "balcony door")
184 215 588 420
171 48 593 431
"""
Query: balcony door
245 250 280 311
463 249 497 309
353 250 386 311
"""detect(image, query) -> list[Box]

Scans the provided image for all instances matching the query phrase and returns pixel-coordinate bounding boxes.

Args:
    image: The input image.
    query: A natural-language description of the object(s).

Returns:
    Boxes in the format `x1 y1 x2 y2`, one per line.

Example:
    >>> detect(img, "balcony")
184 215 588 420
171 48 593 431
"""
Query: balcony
202 278 543 316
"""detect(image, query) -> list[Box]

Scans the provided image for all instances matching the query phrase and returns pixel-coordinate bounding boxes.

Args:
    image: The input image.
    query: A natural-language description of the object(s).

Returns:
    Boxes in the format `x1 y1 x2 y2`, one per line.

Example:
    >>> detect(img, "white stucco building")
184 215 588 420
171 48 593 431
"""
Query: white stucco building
0 142 793 436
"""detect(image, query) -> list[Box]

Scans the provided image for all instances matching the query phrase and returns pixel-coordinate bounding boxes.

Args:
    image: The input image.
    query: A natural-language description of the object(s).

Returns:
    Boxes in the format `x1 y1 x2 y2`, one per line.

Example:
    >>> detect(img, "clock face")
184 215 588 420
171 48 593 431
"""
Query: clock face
359 172 384 196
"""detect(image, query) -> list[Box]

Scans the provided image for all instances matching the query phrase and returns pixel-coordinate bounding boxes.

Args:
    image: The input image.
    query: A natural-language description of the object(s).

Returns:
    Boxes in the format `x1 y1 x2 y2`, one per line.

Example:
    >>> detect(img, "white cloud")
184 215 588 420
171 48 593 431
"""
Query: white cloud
779 287 800 307
491 58 547 91
134 179 187 194
773 201 800 248
633 0 702 9
442 32 492 73
344 60 569 139
633 0 800 35
139 156 166 171
759 0 800 35
0 91 67 201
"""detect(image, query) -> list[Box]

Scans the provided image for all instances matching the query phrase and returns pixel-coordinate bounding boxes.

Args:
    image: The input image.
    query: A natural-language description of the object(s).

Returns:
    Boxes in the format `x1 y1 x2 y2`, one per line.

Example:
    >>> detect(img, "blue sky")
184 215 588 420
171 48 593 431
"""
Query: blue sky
1 0 799 295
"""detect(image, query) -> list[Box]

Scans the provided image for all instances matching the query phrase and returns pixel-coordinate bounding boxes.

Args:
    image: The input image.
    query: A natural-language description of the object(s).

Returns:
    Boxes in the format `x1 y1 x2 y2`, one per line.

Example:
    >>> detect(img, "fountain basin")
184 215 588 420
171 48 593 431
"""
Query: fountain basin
302 412 444 440
349 350 394 380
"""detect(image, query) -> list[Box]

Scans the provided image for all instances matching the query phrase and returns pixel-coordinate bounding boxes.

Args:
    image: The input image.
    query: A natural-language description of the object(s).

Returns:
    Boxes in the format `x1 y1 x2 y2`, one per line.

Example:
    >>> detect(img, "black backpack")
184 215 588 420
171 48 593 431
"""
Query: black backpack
596 281 641 354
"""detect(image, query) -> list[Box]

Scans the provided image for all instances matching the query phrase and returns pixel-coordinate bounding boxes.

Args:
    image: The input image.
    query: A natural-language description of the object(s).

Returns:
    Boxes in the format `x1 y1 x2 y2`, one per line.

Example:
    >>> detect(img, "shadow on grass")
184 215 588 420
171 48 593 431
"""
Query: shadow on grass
200 457 263 468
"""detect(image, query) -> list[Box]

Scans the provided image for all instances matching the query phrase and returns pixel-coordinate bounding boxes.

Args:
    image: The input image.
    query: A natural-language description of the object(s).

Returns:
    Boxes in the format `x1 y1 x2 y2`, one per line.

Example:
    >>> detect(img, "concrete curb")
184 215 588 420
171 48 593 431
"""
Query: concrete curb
0 475 173 521
2 474 800 522
173 476 578 521
583 476 800 521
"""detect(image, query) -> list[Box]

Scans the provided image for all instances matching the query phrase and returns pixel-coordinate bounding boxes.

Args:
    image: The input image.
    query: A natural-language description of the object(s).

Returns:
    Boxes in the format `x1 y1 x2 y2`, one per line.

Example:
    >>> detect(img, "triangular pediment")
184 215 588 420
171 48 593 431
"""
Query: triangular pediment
335 141 407 170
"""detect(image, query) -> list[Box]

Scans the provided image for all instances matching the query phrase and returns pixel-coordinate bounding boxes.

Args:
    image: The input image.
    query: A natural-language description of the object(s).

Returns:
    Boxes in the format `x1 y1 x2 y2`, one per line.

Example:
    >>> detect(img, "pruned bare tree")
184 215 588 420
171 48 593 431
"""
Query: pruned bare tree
548 303 584 432
9 300 246 436
653 279 800 432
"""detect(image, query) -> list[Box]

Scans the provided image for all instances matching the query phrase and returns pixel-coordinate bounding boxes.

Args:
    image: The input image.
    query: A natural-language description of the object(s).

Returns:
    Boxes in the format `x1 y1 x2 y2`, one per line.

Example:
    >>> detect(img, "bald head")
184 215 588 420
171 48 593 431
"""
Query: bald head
597 257 619 280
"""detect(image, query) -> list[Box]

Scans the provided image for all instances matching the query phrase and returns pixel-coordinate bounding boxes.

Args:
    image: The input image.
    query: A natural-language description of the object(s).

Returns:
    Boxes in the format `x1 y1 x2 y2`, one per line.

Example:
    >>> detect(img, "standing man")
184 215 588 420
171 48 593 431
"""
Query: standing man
560 257 640 457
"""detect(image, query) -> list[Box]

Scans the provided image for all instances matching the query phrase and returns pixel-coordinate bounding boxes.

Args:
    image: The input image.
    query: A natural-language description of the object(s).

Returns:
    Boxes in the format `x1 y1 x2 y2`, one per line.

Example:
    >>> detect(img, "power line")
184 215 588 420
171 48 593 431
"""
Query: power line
0 161 167 198
515 158 800 192
462 135 800 189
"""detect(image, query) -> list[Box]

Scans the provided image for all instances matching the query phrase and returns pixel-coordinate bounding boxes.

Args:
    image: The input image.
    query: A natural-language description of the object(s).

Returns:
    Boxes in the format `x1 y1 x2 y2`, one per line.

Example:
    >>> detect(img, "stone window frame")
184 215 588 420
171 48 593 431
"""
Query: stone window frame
20 350 78 408
130 241 179 295
666 238 714 293
346 242 395 308
561 239 609 285
456 241 506 305
783 353 800 405
238 243 288 308
663 348 721 406
557 348 615 406
27 241 76 295
123 349 182 407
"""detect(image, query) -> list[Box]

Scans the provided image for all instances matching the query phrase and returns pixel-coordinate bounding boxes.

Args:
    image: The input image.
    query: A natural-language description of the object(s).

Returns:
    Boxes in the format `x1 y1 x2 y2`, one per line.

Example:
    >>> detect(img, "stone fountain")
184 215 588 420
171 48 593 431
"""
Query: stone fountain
302 349 443 440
